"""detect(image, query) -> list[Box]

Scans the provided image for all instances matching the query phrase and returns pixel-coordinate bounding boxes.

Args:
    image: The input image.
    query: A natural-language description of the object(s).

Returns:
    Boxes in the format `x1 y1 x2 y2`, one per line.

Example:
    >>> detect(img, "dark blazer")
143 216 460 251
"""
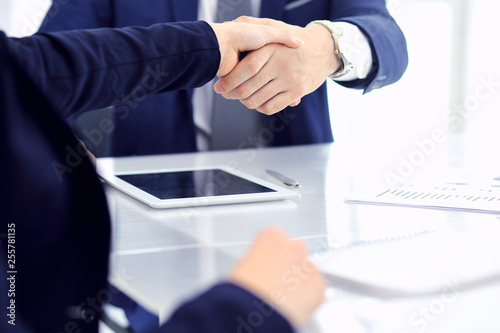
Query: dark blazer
39 0 409 156
0 22 291 333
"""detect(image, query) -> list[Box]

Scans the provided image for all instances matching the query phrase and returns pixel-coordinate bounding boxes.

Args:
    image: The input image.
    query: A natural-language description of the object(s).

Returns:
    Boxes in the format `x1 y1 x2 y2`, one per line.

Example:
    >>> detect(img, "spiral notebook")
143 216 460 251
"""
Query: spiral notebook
344 183 500 214
316 229 500 298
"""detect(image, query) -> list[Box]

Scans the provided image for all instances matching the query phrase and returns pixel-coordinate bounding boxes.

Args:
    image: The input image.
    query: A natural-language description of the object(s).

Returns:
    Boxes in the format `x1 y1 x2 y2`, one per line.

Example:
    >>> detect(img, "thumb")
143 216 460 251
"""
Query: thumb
235 16 291 31
234 16 277 26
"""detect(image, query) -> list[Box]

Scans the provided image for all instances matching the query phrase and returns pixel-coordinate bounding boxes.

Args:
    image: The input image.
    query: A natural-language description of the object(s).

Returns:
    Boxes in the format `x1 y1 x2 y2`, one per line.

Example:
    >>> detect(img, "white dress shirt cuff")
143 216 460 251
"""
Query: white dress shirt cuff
331 21 373 82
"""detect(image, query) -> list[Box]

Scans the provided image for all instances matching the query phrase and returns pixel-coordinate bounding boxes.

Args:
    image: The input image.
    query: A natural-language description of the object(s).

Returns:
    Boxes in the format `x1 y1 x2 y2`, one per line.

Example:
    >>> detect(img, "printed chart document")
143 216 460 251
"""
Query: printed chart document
317 229 500 298
344 183 500 214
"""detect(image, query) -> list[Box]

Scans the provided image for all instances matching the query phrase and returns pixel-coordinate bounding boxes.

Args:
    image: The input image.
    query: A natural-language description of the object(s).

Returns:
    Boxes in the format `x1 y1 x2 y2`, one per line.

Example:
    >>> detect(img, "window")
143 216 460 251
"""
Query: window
328 0 500 183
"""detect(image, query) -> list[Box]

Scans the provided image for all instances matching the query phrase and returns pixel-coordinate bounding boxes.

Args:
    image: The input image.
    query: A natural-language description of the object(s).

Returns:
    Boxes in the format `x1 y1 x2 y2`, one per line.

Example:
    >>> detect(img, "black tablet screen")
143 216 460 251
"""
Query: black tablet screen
117 169 275 200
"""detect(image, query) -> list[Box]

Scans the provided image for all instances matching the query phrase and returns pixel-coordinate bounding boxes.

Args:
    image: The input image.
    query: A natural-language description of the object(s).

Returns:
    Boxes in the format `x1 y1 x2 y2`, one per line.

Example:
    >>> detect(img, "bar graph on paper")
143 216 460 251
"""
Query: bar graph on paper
345 183 500 214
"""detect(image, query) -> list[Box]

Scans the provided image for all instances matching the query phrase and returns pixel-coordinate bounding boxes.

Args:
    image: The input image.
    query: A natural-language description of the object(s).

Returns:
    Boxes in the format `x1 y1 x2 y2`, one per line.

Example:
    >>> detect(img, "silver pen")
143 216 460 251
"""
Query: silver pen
266 169 302 189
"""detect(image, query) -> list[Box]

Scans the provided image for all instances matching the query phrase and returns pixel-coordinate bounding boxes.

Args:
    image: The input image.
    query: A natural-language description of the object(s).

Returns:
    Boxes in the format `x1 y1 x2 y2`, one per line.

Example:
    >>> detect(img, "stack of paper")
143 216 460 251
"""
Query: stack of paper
345 183 500 214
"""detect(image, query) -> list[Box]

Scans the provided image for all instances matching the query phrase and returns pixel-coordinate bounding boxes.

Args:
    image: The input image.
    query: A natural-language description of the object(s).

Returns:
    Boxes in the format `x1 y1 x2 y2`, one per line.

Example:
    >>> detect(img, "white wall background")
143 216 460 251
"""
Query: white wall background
1 0 50 37
0 1 12 32
327 0 500 185
1 0 499 183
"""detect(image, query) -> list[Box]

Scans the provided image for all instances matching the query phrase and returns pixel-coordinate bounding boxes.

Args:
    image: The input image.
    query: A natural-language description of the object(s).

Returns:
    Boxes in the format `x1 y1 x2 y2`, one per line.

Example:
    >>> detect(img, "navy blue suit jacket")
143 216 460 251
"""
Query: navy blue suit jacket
0 22 291 333
40 0 408 156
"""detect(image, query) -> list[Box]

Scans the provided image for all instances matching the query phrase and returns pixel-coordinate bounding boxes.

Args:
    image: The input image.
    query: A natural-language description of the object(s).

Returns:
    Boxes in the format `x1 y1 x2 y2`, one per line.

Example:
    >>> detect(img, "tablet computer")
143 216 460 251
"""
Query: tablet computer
97 164 298 209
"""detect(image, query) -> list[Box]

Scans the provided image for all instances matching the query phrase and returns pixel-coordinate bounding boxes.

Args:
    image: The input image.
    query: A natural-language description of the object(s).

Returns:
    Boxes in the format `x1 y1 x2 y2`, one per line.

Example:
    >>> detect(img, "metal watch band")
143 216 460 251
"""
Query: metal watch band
311 20 354 79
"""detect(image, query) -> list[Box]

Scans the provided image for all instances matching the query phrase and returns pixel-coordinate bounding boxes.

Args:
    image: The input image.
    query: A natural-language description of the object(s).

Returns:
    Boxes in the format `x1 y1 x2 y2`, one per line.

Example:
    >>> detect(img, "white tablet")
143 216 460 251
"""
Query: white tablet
97 164 298 209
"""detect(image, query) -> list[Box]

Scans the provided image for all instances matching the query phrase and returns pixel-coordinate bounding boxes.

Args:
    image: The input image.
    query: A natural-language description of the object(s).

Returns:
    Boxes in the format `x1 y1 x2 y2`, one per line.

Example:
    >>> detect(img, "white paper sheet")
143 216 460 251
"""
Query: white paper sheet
345 183 500 214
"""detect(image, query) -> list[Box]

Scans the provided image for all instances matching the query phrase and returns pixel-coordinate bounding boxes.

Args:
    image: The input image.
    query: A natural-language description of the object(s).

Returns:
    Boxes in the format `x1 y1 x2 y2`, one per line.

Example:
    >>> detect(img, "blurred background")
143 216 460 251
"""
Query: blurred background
1 0 499 186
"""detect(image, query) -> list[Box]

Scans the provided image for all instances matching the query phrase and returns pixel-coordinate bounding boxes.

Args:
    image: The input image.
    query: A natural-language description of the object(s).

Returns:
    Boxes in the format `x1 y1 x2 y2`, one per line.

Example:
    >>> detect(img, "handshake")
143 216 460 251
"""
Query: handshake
209 16 339 115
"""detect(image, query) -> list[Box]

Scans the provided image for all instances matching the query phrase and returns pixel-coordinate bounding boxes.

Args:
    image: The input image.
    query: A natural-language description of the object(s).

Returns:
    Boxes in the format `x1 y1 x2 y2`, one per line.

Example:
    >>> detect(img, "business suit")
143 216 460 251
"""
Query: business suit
40 0 408 156
0 22 291 333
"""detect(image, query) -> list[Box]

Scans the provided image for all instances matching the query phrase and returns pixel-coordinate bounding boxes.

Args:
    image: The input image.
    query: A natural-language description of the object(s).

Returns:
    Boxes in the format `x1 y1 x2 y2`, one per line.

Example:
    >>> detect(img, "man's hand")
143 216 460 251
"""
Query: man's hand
230 227 327 328
214 17 341 115
209 21 303 77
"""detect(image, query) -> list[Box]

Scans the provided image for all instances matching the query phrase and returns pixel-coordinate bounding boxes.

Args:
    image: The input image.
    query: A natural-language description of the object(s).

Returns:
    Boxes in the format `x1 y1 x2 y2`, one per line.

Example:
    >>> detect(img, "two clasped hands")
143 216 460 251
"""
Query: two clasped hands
210 16 339 115
71 18 329 326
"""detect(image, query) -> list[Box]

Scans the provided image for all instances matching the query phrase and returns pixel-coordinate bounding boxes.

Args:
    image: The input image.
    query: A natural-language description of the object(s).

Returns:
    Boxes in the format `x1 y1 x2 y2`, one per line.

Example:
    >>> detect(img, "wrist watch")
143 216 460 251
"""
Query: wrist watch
311 20 355 79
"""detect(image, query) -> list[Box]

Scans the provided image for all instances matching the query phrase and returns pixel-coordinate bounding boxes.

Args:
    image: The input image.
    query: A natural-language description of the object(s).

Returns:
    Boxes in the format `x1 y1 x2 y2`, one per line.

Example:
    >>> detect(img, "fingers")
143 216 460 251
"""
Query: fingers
209 21 303 77
215 45 304 114
235 16 280 27
212 19 313 114
235 16 296 33
250 89 301 115
220 62 304 115
218 75 302 115
214 46 275 96
249 24 304 50
234 17 301 49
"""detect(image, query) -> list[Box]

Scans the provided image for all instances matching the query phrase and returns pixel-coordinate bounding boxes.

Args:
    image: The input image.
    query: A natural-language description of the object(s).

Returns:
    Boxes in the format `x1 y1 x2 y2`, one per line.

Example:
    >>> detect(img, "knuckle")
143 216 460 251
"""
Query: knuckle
235 84 251 99
216 81 228 92
295 82 309 96
246 56 262 74
284 30 294 40
220 92 234 100
260 103 275 115
242 97 258 110
237 15 250 22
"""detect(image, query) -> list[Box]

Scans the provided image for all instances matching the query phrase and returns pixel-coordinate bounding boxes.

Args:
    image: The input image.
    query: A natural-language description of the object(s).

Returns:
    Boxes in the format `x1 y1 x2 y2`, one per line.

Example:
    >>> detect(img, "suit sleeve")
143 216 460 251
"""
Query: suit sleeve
6 21 220 119
328 0 408 93
155 283 295 333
